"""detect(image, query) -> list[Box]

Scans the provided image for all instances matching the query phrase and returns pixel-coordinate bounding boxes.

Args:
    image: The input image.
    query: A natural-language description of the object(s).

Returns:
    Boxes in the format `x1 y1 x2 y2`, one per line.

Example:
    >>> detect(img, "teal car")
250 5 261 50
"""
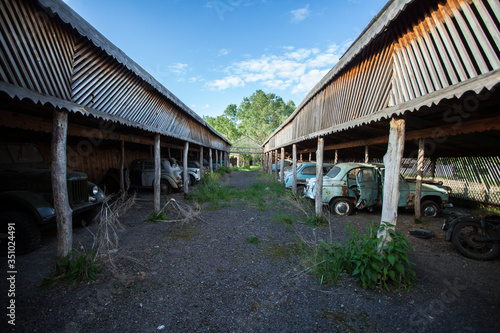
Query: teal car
283 162 334 191
304 162 452 217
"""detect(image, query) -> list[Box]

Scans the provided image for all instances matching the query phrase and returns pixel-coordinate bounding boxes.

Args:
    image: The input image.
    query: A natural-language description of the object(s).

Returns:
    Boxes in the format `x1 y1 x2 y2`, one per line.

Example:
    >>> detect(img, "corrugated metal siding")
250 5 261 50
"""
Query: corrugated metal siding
0 0 75 100
0 0 229 151
265 0 500 151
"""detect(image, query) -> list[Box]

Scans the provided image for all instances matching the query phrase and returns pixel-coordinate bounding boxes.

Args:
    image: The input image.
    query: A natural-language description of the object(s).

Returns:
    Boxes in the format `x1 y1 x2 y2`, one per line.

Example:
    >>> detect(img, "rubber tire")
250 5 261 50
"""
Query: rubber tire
451 221 500 260
189 175 196 187
0 211 40 255
330 198 354 216
421 200 440 218
160 180 172 194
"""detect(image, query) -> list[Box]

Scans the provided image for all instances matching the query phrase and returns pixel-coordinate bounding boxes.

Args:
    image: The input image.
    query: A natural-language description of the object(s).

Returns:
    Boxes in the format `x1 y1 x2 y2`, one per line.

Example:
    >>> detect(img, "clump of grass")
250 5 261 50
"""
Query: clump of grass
144 210 169 223
303 222 417 290
304 215 328 226
41 251 101 289
272 209 295 225
246 236 261 244
191 172 236 207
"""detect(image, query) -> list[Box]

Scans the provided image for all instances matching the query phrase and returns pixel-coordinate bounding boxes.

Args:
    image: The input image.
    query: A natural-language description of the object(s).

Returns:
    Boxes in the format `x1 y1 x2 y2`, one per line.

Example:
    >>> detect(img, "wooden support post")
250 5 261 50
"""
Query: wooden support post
280 147 285 183
215 149 219 170
315 138 325 216
120 140 125 193
292 144 297 194
268 152 272 174
183 142 189 195
430 156 436 180
365 146 369 163
334 149 338 164
199 146 204 176
379 118 406 244
309 152 312 161
414 139 425 222
209 148 213 173
52 109 73 259
274 150 279 180
154 135 161 213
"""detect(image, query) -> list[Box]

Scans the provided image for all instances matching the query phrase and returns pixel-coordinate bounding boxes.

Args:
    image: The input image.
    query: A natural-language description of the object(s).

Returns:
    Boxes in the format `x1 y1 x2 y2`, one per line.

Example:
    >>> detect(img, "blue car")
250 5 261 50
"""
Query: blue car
283 162 335 191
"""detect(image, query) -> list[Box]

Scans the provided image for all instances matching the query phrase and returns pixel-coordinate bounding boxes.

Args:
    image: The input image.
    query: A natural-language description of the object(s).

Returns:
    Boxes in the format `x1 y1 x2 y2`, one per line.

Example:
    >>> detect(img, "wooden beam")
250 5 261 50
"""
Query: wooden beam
315 138 325 216
209 148 213 173
414 139 425 222
51 109 73 259
379 118 405 244
154 135 161 212
280 147 285 184
292 144 297 194
120 140 125 193
183 142 189 195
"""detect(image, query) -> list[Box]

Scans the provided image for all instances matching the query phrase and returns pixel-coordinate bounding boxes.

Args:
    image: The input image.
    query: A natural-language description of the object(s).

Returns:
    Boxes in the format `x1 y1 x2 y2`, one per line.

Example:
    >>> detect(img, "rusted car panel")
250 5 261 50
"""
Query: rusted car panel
304 162 452 217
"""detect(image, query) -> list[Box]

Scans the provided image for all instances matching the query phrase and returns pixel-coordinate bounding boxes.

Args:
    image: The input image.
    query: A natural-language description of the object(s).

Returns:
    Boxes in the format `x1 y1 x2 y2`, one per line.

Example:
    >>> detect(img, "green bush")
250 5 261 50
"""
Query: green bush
311 223 416 290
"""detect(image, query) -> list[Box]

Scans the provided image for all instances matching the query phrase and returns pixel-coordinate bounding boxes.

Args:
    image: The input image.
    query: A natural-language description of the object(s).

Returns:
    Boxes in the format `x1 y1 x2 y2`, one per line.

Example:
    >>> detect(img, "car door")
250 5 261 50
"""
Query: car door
142 160 155 186
356 167 379 208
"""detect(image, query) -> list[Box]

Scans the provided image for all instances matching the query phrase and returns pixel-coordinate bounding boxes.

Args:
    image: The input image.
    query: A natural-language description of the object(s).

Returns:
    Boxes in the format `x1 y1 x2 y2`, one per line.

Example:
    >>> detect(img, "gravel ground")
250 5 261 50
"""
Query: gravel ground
2 169 500 332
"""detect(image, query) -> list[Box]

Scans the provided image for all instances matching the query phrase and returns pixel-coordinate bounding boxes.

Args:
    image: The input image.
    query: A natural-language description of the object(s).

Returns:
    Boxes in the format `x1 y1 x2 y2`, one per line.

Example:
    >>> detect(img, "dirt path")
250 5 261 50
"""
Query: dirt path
2 170 500 332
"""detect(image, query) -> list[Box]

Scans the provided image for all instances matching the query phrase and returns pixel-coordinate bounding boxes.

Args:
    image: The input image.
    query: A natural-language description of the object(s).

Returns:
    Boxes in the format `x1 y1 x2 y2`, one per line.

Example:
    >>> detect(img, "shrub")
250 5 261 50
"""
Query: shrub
310 223 416 290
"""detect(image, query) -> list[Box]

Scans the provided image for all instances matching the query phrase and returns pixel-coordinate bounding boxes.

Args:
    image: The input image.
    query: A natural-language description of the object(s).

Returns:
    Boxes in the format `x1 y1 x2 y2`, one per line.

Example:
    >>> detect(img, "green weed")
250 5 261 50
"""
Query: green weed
246 236 261 244
41 251 101 288
304 215 328 226
144 210 169 222
307 222 417 290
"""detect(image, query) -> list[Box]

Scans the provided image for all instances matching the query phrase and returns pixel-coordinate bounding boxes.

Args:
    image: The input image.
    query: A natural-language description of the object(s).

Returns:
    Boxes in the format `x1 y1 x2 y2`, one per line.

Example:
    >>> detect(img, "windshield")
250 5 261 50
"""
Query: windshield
0 143 45 166
325 166 341 178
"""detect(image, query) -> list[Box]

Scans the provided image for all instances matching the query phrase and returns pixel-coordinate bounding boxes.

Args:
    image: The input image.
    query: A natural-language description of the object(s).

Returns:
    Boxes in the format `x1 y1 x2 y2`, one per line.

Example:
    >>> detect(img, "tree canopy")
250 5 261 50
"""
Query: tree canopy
204 90 295 145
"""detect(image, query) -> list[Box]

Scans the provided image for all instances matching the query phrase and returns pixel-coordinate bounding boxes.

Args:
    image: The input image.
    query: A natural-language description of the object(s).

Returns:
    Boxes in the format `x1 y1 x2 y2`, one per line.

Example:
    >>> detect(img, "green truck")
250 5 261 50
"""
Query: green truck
0 143 105 254
304 162 452 217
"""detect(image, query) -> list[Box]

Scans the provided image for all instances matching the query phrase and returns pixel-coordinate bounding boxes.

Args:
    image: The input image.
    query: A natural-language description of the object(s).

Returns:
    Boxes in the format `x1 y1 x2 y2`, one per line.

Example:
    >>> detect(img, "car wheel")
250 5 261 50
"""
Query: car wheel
330 198 354 216
160 180 172 194
189 175 196 187
421 200 440 218
0 211 40 255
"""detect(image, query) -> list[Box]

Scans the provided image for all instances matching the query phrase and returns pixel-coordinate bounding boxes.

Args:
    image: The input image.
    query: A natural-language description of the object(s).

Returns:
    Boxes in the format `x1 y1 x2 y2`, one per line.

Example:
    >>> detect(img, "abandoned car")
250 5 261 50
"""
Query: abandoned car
0 143 105 254
283 162 335 191
128 158 183 194
304 162 452 217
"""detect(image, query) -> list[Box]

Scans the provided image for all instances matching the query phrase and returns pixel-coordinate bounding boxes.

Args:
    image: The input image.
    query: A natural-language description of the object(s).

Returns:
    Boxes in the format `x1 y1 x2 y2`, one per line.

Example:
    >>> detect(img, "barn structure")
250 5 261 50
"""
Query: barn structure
262 0 500 223
0 0 231 254
0 0 230 189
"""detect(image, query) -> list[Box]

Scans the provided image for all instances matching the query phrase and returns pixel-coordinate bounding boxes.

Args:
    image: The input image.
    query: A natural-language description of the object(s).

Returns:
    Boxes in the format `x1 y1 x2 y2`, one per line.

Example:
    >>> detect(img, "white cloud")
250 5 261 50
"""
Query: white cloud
218 49 229 56
290 5 310 23
206 42 346 95
169 62 189 75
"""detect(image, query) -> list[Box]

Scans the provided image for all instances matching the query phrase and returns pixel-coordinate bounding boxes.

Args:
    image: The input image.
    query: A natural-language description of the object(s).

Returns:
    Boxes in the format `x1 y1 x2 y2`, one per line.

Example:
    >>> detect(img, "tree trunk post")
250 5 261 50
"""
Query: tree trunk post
274 150 279 180
199 146 204 176
414 139 425 222
334 149 338 164
183 142 189 195
215 149 219 170
120 140 125 193
268 152 272 174
280 147 285 183
292 144 297 194
430 156 436 180
315 138 325 216
52 109 73 260
365 146 369 163
209 148 213 173
378 117 406 244
154 134 161 213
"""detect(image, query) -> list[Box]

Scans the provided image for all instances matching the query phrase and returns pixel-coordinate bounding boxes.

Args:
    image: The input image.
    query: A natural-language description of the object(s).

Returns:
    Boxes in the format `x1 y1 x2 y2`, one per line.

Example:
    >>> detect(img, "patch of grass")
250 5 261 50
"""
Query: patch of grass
41 251 101 289
272 209 295 225
144 210 169 222
246 236 261 244
191 172 236 206
304 215 328 226
304 222 417 290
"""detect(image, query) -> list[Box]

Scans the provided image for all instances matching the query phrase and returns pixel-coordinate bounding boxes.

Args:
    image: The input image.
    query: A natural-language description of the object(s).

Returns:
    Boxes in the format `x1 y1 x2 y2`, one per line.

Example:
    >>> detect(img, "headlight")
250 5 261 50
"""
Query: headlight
91 185 99 196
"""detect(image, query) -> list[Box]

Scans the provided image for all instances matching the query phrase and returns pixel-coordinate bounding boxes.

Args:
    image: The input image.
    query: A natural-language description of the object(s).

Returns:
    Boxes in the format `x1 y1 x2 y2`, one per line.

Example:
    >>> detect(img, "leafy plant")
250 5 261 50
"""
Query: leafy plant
42 251 101 288
309 223 417 290
304 215 328 226
272 209 295 225
246 236 261 244
144 210 169 223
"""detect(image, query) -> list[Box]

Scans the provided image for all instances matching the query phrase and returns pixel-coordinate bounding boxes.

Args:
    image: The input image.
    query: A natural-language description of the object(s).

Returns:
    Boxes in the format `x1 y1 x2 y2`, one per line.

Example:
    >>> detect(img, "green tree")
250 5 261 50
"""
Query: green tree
237 90 295 144
204 111 240 143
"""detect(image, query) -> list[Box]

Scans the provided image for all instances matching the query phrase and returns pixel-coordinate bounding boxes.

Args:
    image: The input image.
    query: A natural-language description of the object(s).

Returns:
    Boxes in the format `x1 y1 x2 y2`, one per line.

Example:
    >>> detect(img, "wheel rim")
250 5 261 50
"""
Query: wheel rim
161 182 168 193
423 205 437 217
334 201 349 215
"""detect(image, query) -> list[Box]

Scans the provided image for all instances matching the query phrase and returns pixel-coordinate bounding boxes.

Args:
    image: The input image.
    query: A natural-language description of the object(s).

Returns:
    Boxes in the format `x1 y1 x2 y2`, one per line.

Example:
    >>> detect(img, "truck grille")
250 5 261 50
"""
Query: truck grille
68 178 87 207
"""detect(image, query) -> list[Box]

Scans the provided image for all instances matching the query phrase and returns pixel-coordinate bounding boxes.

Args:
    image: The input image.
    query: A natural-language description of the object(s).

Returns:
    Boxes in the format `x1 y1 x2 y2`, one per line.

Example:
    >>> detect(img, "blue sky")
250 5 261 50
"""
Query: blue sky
64 0 388 118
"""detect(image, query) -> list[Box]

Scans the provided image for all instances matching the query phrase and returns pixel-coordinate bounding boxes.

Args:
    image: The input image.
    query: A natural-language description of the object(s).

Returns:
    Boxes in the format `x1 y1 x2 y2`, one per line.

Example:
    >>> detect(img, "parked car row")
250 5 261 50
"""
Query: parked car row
302 162 452 217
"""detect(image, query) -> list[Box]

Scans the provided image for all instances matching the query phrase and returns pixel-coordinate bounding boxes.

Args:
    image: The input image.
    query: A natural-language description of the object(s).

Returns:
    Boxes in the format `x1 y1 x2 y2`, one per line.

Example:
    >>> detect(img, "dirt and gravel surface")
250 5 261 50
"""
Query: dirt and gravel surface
2 169 500 332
